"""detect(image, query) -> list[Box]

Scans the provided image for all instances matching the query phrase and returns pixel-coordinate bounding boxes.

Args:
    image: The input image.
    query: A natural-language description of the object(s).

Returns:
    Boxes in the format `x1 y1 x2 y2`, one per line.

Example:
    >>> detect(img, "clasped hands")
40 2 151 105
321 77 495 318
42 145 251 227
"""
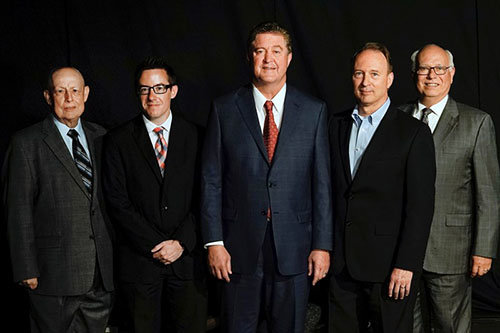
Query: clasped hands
151 239 184 265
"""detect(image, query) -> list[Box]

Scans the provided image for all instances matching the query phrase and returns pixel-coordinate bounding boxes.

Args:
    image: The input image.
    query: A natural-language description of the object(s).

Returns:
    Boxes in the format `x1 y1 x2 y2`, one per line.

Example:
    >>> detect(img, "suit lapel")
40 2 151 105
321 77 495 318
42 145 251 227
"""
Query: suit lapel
433 98 459 149
82 121 99 200
338 114 353 183
352 107 397 182
132 116 163 184
161 114 184 192
42 116 91 199
271 88 300 166
236 87 269 163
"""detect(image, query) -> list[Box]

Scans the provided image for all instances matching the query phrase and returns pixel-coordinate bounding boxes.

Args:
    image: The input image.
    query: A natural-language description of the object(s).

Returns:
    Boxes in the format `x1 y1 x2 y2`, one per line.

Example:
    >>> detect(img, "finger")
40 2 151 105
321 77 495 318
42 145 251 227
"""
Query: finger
308 258 313 277
388 280 395 298
151 243 164 253
221 267 230 283
392 283 400 299
399 285 406 300
471 265 479 278
227 258 232 275
405 284 410 297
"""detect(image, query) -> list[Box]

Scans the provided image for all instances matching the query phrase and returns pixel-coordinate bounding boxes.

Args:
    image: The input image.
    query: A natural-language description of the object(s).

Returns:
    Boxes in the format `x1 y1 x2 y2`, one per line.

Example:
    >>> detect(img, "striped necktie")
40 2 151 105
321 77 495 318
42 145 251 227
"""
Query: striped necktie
420 108 433 125
153 127 168 176
67 129 93 194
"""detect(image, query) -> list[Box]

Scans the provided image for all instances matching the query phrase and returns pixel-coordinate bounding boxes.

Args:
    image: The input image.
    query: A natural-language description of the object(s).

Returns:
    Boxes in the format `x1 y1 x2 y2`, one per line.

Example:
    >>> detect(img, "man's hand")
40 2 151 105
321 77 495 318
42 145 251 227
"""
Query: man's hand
207 245 232 282
388 268 413 300
471 255 492 278
20 277 38 290
308 249 330 286
151 240 184 265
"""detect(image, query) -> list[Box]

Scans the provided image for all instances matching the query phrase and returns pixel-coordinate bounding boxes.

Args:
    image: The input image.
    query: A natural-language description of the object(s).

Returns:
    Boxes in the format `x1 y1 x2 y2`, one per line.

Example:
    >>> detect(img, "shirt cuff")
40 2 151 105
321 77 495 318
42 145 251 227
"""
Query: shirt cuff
204 241 224 249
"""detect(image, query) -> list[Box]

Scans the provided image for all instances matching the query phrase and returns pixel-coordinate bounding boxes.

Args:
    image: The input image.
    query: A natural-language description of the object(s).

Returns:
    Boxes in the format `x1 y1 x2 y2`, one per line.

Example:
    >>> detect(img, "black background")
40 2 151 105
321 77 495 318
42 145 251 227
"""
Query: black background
1 0 499 329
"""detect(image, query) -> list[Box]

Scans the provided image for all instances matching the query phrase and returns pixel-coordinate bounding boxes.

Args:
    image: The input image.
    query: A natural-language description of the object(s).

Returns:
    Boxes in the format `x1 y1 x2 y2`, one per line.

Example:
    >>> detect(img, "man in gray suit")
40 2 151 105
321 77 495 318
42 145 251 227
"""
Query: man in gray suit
398 44 500 332
2 67 114 332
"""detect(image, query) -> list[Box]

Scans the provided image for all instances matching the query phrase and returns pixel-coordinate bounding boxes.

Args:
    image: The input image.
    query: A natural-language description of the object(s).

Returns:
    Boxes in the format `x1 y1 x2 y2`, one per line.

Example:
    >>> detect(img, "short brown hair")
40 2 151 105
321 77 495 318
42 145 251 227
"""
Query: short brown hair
247 21 292 56
352 42 393 73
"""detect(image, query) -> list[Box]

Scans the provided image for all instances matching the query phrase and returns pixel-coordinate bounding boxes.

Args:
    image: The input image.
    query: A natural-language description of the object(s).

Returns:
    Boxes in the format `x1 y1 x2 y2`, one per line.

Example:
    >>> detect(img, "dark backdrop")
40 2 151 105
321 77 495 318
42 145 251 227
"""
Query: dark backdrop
1 0 499 329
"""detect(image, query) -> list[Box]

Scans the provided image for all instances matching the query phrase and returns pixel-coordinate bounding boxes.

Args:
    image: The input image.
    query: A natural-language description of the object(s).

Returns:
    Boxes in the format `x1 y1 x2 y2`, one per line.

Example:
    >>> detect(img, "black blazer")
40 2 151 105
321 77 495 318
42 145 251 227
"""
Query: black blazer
329 106 436 282
102 113 200 282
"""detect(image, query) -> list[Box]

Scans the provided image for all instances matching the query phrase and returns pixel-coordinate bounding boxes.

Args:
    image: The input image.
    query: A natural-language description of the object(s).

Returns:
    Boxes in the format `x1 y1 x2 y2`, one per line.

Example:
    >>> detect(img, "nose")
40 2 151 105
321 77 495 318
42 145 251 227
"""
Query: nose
64 90 73 102
147 88 157 99
263 50 272 62
361 73 370 86
427 68 437 79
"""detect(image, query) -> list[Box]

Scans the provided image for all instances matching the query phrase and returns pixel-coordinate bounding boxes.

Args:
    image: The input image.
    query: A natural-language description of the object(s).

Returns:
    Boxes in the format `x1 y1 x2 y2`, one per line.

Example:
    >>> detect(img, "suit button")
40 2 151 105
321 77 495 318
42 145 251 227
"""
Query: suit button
261 210 267 216
91 209 96 216
89 234 95 240
345 220 352 226
268 182 274 188
163 206 168 211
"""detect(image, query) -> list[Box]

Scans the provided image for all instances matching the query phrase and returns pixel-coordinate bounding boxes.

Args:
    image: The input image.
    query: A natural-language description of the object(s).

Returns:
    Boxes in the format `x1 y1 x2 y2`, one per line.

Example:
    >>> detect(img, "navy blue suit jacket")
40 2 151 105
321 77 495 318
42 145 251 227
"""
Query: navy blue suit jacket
201 84 333 276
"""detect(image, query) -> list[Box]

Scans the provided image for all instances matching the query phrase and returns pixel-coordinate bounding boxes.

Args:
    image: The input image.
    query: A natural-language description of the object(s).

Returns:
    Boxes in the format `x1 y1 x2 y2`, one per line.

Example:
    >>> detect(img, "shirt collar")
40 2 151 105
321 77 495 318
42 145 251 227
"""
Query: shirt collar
417 95 448 117
52 115 84 137
352 97 391 126
252 83 287 114
142 111 173 133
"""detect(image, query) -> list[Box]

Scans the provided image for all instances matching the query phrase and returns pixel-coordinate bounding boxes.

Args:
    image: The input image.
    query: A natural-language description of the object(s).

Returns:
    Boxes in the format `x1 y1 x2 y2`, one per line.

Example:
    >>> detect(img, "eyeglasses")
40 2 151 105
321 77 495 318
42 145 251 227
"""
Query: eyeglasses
137 84 175 95
415 66 452 76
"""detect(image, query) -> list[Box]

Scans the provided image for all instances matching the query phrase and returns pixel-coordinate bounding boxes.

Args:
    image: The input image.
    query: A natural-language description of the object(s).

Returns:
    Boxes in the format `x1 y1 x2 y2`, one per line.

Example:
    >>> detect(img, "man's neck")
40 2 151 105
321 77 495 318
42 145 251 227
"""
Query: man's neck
253 80 286 100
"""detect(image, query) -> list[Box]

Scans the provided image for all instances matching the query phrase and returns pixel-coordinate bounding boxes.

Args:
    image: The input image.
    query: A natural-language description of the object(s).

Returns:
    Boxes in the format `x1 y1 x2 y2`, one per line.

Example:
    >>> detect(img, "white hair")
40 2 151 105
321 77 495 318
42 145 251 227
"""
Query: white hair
410 45 454 72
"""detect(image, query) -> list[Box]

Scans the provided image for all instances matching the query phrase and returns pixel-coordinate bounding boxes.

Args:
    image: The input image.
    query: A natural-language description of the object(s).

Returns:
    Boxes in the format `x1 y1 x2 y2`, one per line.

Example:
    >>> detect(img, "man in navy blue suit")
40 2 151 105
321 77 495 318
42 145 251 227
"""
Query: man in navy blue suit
201 22 333 332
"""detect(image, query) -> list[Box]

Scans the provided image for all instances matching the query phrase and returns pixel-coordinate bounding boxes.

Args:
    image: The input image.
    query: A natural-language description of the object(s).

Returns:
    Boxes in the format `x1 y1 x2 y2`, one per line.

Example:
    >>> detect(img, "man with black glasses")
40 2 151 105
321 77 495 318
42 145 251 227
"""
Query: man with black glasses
398 44 500 332
102 56 206 333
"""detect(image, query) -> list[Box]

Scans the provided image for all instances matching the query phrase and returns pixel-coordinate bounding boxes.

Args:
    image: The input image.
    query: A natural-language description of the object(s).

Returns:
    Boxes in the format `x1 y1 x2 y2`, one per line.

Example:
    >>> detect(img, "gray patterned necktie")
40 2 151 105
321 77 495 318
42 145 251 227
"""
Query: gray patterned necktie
420 108 433 125
67 129 93 194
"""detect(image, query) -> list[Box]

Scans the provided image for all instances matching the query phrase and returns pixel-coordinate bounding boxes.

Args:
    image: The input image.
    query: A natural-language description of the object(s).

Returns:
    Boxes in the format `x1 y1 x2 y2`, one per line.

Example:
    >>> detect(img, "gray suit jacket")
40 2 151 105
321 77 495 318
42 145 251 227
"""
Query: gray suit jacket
398 97 500 274
2 115 114 296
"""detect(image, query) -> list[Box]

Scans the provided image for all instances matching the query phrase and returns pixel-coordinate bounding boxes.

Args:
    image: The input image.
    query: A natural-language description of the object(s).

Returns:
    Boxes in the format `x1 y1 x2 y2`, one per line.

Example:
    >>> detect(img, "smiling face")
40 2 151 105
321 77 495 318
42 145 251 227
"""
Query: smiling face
44 68 89 128
352 49 394 115
250 32 292 95
139 69 178 125
415 45 455 107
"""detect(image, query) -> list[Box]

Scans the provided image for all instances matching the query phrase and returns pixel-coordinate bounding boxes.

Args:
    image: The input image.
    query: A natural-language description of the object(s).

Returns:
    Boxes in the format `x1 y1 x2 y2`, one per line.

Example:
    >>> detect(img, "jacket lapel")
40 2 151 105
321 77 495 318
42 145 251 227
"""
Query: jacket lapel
271 88 300 166
42 116 91 199
433 98 459 149
82 121 100 200
132 116 163 184
236 86 269 164
338 114 353 183
161 114 184 192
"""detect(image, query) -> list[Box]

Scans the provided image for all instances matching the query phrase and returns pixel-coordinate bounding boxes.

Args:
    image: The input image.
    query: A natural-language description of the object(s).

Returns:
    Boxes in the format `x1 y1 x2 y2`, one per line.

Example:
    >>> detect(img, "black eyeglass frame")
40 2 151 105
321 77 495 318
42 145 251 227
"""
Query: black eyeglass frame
415 66 453 76
137 83 175 95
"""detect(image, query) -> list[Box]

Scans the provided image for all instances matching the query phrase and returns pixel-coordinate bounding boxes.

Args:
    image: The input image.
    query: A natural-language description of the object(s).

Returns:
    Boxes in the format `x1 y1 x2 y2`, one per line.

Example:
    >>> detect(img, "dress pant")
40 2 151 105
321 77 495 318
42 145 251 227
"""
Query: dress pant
413 270 471 333
329 267 420 333
121 264 207 333
29 269 113 333
222 223 310 333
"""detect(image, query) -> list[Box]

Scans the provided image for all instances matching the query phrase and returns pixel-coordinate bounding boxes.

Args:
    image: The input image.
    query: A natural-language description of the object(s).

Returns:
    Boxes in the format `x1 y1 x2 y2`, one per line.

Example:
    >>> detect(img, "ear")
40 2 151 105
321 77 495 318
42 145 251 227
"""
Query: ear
387 71 394 89
449 66 456 84
83 86 90 102
287 52 293 66
170 84 179 99
43 90 52 106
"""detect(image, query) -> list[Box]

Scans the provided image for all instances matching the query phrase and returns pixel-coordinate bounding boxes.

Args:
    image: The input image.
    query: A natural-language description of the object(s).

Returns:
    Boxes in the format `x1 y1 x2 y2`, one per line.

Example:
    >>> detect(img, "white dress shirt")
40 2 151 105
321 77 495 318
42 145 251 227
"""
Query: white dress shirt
412 95 449 133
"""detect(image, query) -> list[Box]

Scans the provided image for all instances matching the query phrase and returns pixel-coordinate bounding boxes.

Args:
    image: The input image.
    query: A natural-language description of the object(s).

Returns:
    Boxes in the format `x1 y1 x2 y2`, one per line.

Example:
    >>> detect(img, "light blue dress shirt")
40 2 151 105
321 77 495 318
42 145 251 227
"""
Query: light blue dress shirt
349 98 391 176
52 115 91 161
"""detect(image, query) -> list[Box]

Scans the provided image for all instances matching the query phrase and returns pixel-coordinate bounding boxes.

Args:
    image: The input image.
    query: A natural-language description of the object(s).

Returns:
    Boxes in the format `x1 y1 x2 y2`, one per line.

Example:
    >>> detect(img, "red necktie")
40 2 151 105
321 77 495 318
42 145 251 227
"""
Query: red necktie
263 100 278 220
263 100 278 162
153 127 168 175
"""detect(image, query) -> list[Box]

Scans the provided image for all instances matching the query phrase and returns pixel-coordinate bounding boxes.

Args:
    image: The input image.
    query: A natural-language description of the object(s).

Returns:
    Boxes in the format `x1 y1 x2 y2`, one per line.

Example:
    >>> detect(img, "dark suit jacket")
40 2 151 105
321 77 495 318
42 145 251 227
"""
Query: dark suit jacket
2 115 114 295
201 85 333 276
398 97 500 274
102 113 200 282
329 105 436 282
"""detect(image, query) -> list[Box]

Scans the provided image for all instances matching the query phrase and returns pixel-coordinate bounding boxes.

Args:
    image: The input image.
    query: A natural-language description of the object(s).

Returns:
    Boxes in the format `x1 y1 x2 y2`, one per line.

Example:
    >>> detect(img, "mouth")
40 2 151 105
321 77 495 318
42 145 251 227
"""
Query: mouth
424 82 439 87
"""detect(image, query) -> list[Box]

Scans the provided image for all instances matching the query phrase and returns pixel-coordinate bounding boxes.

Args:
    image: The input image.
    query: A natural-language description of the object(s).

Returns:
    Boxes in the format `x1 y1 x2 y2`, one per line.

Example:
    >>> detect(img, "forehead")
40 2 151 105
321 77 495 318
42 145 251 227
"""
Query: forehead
418 47 449 65
354 49 389 71
253 32 287 48
52 68 84 86
139 68 169 83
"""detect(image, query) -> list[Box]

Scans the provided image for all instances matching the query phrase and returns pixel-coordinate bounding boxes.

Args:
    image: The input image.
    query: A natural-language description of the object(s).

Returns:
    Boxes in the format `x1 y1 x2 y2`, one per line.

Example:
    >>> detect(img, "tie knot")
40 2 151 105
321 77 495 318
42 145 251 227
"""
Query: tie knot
422 108 433 117
153 127 163 136
67 129 79 140
264 100 274 113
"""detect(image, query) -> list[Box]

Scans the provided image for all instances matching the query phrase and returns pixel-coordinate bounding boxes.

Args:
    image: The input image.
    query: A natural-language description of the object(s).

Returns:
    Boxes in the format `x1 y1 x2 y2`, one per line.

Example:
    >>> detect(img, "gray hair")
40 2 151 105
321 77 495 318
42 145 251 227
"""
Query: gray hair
410 45 454 72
